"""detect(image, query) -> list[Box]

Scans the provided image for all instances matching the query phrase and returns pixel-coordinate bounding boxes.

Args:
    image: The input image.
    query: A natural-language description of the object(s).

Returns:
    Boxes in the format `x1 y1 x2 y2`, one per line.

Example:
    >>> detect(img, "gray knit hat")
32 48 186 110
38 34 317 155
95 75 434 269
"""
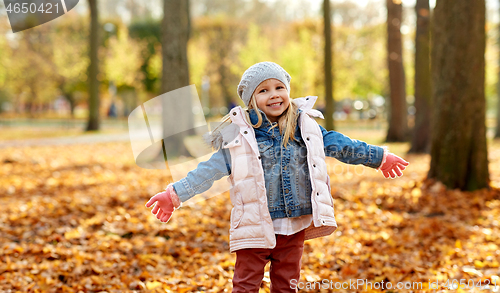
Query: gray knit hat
237 62 291 106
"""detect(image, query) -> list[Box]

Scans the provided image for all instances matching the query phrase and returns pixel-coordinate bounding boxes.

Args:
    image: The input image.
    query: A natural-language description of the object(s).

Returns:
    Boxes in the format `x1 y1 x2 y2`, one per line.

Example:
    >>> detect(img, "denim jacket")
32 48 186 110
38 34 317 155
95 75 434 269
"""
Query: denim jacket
173 107 385 219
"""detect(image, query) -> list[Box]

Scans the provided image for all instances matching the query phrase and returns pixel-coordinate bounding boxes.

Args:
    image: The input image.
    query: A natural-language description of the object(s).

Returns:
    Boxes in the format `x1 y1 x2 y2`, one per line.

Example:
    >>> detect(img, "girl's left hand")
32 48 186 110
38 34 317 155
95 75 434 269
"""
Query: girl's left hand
379 153 409 179
145 184 180 223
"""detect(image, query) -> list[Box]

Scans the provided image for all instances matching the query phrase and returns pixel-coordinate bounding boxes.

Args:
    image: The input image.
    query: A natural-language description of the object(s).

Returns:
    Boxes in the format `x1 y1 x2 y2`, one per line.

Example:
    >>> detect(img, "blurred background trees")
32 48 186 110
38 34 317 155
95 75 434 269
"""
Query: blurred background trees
323 0 334 130
1 0 500 191
53 15 89 118
0 0 393 120
385 0 408 142
161 0 192 157
409 0 431 153
497 0 500 140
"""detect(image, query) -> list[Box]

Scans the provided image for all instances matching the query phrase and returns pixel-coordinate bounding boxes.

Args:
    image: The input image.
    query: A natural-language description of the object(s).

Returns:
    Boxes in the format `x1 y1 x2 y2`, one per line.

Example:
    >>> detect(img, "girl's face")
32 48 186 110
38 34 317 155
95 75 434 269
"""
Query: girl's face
253 79 290 123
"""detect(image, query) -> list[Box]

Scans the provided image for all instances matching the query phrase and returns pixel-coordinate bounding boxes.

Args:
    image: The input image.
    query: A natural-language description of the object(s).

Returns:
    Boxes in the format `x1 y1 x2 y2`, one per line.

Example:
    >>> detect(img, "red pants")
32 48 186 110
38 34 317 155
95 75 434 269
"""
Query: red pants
232 230 305 293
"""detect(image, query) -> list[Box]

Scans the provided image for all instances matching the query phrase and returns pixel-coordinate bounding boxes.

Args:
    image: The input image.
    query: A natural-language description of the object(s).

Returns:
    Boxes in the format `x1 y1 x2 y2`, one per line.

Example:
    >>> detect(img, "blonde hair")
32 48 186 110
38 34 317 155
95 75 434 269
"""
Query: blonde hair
244 95 299 147
210 96 299 147
209 99 299 148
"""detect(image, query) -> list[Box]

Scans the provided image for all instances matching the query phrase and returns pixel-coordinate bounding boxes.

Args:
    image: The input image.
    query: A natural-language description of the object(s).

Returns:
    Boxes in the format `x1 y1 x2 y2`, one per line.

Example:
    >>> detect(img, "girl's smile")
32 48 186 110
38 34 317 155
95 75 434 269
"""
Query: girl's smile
253 79 290 122
268 101 283 108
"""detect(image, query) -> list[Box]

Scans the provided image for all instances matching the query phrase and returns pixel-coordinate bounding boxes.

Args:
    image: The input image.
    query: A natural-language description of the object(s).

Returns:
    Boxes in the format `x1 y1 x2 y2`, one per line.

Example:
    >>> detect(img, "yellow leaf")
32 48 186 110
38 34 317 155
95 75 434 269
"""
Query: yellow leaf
220 259 235 268
64 228 81 240
91 264 103 274
380 231 390 240
146 281 162 290
13 246 23 253
463 266 483 277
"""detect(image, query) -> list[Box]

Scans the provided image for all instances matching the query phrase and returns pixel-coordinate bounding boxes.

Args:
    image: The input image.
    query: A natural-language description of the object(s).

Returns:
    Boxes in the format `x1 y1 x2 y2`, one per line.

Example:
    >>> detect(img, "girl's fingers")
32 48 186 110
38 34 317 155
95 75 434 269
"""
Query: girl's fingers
151 203 160 215
383 170 390 178
394 166 403 177
393 155 409 166
161 212 172 222
146 192 176 222
396 162 407 171
145 195 158 208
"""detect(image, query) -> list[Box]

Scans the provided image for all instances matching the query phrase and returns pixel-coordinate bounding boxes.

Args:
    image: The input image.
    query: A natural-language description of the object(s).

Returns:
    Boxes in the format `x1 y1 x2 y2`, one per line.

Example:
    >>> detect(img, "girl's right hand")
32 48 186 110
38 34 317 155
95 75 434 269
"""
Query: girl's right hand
145 184 181 223
379 153 409 179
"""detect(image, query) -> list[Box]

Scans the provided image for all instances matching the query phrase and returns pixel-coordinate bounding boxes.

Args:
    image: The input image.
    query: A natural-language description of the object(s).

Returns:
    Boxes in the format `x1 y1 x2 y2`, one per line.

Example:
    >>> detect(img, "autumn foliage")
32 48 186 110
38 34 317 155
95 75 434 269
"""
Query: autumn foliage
1 141 500 292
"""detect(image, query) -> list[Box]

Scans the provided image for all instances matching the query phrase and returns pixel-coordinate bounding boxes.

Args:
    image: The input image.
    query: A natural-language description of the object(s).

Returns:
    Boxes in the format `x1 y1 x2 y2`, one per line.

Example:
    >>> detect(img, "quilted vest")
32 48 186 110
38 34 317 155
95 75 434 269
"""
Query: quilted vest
223 96 337 252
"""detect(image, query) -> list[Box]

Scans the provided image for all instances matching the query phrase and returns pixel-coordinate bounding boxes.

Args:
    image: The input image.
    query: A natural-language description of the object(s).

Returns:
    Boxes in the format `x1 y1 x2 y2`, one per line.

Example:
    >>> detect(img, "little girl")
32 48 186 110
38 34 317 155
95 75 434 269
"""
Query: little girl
146 62 409 292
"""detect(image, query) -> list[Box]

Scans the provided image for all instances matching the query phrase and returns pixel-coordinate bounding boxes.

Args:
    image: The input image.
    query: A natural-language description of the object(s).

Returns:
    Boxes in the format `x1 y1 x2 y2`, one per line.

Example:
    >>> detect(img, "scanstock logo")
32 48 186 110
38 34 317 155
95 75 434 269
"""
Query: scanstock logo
3 0 79 33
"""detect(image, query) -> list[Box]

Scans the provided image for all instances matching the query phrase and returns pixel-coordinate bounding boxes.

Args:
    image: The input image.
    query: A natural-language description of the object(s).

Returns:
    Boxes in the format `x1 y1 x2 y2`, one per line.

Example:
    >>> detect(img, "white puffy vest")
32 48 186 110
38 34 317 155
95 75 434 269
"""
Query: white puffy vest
223 96 337 252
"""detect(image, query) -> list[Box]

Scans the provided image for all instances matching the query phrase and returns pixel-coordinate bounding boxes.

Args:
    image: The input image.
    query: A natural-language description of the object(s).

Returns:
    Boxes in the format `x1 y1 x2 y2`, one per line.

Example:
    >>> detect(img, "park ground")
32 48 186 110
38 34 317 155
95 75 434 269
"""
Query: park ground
1 123 500 292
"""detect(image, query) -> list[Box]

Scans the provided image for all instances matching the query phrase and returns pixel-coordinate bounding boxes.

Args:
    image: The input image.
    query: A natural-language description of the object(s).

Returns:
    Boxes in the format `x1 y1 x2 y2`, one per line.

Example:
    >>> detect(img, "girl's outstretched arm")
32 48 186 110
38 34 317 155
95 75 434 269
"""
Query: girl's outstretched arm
146 148 231 222
319 125 409 177
319 125 385 168
171 148 232 202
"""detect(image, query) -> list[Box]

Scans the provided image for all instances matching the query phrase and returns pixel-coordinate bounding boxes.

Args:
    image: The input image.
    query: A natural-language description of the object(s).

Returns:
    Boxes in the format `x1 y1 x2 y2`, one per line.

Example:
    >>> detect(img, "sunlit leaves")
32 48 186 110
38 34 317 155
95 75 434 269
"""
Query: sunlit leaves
0 141 499 291
104 25 144 90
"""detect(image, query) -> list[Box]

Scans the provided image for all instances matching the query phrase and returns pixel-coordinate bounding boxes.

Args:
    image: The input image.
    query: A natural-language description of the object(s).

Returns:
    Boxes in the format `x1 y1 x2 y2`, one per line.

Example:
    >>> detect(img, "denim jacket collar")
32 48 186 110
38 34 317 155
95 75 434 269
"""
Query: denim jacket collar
247 108 274 129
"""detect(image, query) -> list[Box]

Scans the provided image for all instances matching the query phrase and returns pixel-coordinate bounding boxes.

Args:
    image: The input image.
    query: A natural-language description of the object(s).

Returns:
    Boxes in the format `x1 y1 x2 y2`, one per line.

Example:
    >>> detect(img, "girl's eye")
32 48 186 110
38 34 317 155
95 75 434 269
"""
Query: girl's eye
277 86 284 89
259 89 267 93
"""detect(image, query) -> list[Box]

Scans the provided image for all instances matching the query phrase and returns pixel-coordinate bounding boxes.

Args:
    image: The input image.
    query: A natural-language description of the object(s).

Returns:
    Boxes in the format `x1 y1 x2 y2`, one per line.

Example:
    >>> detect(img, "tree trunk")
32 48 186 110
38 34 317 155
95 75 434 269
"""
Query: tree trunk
65 91 76 118
323 0 334 130
58 80 76 118
86 0 100 131
386 0 408 142
428 0 489 191
497 72 500 137
496 0 500 139
28 87 37 118
409 0 432 153
220 63 233 109
217 35 233 109
161 0 192 157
